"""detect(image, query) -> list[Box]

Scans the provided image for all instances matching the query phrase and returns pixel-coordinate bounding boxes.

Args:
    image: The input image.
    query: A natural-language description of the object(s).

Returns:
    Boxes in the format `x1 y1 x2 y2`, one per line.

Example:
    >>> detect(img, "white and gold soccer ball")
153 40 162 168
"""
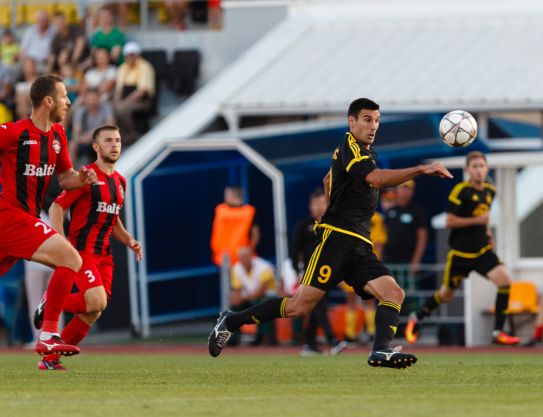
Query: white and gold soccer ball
439 110 478 148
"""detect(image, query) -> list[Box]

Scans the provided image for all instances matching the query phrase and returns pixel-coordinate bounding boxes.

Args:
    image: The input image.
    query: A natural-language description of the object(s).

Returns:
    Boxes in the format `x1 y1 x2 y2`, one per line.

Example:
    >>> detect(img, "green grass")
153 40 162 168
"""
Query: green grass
1 352 542 417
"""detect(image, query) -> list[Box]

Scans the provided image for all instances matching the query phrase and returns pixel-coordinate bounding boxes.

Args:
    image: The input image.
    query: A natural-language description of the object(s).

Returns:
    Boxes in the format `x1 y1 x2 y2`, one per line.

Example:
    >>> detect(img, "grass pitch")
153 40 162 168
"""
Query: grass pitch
1 350 542 417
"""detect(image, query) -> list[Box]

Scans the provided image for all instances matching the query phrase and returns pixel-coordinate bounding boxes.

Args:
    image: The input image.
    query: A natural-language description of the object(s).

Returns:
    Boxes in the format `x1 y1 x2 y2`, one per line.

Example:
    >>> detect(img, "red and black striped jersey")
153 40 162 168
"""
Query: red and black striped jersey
55 163 126 256
0 118 72 217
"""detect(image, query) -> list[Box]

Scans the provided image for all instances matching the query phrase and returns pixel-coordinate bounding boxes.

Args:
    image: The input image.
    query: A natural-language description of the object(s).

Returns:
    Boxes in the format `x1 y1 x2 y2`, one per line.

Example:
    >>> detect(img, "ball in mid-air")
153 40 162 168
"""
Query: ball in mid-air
439 110 478 147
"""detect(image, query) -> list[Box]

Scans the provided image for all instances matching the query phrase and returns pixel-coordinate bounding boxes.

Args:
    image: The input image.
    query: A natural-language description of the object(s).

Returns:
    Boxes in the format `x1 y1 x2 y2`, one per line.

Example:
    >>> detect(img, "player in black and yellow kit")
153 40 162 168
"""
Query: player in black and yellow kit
208 98 453 368
405 151 521 345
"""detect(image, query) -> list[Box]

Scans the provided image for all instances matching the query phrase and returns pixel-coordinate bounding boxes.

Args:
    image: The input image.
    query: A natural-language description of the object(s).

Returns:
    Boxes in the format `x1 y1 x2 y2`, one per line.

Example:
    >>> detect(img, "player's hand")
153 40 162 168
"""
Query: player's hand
128 239 143 261
477 212 490 225
421 162 453 179
79 166 99 185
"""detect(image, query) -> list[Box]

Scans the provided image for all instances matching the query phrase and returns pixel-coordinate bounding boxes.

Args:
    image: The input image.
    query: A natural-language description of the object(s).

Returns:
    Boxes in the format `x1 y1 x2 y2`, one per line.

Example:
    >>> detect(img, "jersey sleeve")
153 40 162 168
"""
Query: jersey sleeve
55 125 73 173
341 140 376 179
54 187 85 210
446 183 466 214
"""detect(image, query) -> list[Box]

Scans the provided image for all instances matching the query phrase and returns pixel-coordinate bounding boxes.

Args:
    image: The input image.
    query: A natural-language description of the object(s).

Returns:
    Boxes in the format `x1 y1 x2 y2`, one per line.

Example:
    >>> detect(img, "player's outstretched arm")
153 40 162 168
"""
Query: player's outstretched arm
49 202 67 237
365 162 453 189
113 219 143 261
446 212 489 229
58 167 99 190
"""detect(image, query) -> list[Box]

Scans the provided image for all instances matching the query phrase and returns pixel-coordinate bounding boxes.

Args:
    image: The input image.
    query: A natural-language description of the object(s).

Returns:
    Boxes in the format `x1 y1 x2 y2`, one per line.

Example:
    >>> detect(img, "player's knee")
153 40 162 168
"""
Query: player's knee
60 247 82 271
82 311 102 325
382 282 404 304
86 294 108 313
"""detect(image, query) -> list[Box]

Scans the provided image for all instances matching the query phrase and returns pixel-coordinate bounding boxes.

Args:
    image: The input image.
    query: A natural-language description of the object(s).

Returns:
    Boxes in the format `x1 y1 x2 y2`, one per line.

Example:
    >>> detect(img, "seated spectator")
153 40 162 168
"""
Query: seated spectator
60 63 81 104
0 61 14 121
20 10 55 73
90 7 126 66
14 58 38 120
1 29 21 79
71 87 115 166
113 42 155 145
81 48 117 102
208 0 224 30
48 11 89 73
229 247 277 346
165 1 189 30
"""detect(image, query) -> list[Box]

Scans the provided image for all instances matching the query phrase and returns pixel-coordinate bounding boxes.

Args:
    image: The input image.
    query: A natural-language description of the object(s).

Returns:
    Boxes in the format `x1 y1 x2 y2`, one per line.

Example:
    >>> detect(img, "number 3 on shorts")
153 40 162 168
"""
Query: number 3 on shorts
317 265 332 284
84 269 96 283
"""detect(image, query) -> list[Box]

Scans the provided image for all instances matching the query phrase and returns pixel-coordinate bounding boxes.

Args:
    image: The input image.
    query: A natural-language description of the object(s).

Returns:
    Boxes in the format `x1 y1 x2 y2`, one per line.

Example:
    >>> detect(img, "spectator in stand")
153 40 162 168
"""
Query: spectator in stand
90 7 126 66
208 0 224 30
165 1 189 30
60 63 81 104
20 10 56 73
1 29 21 80
81 48 117 103
229 246 277 346
0 62 14 122
210 186 260 268
71 87 115 166
113 42 155 145
48 11 89 73
14 58 38 120
383 180 428 277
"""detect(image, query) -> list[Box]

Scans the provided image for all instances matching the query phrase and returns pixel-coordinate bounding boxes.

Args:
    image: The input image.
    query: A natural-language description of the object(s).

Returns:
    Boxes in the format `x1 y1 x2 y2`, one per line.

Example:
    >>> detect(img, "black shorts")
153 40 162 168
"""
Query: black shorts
443 246 501 290
300 228 391 300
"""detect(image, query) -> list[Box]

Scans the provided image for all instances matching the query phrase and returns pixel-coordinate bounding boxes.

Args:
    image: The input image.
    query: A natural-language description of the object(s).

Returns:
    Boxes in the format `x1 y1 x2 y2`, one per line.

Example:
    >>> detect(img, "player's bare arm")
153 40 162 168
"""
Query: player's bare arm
58 167 99 190
445 212 489 229
112 219 143 261
323 170 331 205
48 202 67 237
365 162 453 189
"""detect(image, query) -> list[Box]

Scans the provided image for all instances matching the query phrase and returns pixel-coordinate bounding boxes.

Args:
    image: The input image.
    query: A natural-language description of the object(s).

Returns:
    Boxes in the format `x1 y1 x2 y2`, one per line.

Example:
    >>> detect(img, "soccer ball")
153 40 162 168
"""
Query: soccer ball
439 110 478 148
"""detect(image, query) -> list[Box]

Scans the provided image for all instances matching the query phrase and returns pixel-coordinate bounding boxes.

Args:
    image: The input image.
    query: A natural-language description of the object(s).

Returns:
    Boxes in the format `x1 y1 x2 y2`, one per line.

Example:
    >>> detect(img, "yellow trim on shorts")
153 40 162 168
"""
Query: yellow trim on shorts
316 223 374 247
449 244 492 259
443 245 492 287
301 229 332 286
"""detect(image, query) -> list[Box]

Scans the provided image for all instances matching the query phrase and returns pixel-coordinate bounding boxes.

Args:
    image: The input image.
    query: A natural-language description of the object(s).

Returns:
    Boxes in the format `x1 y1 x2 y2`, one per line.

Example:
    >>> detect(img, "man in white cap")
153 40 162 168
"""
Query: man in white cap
113 41 155 145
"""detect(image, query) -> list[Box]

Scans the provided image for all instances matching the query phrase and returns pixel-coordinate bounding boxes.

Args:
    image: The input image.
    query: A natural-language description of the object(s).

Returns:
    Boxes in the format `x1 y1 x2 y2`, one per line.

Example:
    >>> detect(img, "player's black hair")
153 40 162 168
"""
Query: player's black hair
347 98 380 118
92 125 120 142
30 74 64 107
309 187 325 203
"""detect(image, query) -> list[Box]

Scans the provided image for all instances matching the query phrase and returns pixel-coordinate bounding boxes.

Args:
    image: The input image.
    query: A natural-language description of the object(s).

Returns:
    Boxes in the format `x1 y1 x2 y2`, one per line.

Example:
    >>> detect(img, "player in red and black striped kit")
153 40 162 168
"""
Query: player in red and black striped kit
34 125 142 370
0 74 98 359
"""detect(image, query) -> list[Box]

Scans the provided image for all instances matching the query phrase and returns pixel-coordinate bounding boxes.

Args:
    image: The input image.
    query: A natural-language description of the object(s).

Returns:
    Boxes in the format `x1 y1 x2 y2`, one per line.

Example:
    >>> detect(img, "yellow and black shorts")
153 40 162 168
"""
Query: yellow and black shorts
300 228 391 300
443 245 501 290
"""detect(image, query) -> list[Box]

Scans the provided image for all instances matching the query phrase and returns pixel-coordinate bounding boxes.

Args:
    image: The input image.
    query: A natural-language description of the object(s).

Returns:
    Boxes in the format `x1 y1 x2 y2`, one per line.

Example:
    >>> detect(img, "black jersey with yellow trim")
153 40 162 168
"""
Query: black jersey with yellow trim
446 181 496 253
319 132 378 246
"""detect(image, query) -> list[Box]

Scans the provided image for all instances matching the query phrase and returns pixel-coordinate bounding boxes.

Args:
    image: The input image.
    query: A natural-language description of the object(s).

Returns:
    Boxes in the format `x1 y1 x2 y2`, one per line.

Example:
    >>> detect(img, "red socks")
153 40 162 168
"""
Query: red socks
42 266 77 333
63 293 88 314
61 315 91 346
